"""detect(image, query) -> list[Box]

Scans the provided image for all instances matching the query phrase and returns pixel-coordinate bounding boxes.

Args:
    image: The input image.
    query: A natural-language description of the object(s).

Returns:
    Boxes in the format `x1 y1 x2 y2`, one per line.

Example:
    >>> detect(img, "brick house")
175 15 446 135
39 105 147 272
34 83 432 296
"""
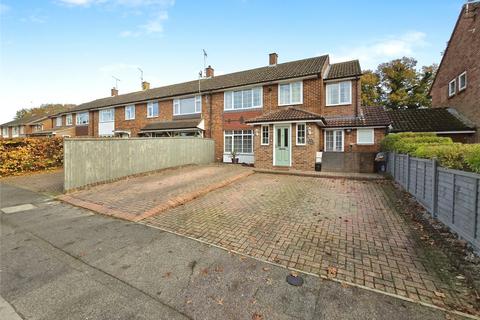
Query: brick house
45 53 389 172
0 114 54 138
430 2 480 142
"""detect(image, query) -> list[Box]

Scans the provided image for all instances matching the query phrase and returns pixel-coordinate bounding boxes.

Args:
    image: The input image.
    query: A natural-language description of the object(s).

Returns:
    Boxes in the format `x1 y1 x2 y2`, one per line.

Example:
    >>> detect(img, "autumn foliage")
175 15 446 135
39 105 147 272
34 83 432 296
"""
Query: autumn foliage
0 138 63 176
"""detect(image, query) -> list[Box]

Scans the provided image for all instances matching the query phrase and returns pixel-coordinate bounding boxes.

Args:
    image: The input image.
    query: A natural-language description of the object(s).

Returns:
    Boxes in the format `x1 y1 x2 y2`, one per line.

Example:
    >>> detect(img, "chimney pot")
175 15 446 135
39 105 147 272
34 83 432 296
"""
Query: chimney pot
142 81 150 90
206 65 214 78
269 52 278 66
111 87 118 96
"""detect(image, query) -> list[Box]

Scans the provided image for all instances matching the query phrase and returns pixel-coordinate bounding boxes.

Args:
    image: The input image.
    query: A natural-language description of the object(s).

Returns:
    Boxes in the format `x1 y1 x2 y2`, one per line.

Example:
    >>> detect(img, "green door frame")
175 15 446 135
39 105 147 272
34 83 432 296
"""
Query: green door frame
273 124 291 166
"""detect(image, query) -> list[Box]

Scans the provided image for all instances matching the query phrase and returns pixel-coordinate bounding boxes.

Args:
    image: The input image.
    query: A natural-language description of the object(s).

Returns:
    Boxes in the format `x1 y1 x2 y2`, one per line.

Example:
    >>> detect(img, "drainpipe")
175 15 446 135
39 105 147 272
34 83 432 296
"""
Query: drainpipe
208 93 213 138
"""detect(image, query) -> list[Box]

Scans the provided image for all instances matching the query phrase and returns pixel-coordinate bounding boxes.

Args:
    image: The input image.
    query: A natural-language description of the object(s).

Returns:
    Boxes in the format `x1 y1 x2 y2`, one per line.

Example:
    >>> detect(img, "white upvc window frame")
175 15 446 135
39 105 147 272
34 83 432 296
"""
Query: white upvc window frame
147 101 159 118
261 125 269 145
326 81 352 106
2 127 8 136
125 105 135 120
55 116 62 127
224 86 263 111
296 123 306 145
324 129 344 152
448 79 456 97
278 81 303 106
458 71 467 91
356 128 375 145
66 114 73 126
99 108 115 123
76 112 89 125
223 130 254 154
173 95 202 116
12 126 19 137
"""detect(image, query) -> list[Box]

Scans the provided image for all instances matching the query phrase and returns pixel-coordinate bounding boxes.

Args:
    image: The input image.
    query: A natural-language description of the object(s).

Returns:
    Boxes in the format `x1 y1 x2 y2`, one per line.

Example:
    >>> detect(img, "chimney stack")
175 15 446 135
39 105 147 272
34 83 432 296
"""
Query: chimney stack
111 87 118 96
142 81 150 90
205 65 214 78
269 52 278 66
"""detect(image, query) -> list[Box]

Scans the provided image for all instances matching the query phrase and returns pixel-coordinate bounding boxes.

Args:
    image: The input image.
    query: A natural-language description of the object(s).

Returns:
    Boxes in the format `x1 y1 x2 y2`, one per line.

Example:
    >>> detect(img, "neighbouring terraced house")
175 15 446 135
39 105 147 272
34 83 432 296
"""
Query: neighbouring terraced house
2 53 392 172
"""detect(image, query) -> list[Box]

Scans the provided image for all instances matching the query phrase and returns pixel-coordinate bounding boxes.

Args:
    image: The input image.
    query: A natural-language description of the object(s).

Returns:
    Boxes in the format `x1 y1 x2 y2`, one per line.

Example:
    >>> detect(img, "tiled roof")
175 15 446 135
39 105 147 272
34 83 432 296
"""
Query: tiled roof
1 114 48 127
388 107 475 133
325 60 362 80
245 107 324 124
141 119 202 131
57 55 330 115
324 106 390 128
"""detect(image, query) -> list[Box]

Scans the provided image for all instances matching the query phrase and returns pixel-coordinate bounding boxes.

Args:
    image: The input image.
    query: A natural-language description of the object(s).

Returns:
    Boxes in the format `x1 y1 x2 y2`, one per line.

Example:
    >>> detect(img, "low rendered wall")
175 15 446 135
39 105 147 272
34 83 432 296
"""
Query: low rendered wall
64 138 215 191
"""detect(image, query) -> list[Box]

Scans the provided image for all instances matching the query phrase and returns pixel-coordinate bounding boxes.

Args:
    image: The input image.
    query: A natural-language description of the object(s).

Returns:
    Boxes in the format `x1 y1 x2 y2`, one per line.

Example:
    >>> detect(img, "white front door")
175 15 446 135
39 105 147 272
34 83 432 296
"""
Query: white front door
99 108 115 136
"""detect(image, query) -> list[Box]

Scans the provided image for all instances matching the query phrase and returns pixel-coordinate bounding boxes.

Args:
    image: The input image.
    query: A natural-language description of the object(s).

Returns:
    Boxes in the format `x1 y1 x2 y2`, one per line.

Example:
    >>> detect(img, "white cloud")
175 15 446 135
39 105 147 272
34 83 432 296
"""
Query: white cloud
120 10 168 37
330 31 428 70
58 0 98 6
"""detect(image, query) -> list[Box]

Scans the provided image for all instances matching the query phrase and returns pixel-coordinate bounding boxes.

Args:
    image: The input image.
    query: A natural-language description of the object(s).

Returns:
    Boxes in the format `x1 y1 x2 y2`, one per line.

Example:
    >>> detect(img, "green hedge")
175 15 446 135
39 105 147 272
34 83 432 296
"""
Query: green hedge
381 132 480 173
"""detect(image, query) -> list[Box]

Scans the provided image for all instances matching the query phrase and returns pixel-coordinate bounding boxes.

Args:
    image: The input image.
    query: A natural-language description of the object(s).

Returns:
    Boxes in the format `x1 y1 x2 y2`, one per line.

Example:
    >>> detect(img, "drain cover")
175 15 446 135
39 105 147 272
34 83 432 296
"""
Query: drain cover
286 274 304 286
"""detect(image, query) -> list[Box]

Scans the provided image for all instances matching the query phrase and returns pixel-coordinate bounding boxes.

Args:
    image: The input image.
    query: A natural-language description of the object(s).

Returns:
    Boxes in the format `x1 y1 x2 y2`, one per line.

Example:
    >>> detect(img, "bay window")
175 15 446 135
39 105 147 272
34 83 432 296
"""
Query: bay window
224 87 262 110
357 128 374 145
125 105 135 120
224 130 253 154
279 81 302 106
326 81 352 106
173 96 201 115
325 130 344 152
76 112 89 125
261 125 269 145
147 101 159 118
296 123 306 145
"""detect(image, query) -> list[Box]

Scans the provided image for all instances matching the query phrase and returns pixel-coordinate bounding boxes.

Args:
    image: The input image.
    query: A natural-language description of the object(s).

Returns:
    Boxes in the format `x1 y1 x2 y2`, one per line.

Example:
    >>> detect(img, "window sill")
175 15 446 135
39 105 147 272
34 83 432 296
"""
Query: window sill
326 102 352 107
357 143 374 146
278 102 303 107
146 115 159 119
224 107 263 112
125 118 135 121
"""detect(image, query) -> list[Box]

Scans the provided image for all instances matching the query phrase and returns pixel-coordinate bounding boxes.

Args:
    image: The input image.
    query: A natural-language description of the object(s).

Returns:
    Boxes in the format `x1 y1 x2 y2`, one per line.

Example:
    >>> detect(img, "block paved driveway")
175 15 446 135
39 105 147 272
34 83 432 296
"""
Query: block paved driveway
146 173 479 315
59 165 252 222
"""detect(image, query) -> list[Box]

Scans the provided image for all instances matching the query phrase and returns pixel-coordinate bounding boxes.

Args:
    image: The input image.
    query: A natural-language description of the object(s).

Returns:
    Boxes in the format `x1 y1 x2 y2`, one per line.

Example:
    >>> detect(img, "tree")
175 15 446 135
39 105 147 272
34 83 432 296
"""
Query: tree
360 70 381 106
15 104 76 119
369 57 437 109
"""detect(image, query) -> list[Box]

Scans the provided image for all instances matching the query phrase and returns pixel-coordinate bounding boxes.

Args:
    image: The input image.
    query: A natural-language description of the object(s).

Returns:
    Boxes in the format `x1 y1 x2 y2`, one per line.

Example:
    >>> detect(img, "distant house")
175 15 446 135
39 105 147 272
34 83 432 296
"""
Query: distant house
429 2 480 142
387 107 475 143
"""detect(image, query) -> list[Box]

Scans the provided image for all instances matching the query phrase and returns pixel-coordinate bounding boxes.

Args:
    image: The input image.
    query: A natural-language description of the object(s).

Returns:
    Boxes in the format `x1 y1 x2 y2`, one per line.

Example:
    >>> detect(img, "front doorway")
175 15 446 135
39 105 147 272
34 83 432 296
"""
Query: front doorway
274 124 291 166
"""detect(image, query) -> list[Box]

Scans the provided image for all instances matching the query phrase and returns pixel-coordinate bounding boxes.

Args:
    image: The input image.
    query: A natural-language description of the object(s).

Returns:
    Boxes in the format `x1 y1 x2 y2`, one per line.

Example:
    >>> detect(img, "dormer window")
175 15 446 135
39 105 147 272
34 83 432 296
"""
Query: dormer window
448 79 456 97
278 81 303 106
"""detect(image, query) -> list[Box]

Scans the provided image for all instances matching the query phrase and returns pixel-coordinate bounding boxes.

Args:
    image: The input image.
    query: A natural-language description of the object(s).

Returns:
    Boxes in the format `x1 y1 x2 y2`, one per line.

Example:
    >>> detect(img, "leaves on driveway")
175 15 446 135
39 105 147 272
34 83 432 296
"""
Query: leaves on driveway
328 267 337 278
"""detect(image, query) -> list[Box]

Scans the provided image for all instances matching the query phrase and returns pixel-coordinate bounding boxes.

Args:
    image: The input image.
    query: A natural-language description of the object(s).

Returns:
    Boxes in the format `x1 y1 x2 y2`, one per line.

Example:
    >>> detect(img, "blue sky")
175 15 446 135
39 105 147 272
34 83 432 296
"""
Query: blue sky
0 0 465 123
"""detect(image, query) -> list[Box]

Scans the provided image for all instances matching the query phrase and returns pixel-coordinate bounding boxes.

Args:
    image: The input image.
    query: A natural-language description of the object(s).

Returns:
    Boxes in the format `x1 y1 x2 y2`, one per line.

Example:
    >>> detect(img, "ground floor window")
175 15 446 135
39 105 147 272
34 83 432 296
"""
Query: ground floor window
224 130 253 154
142 130 203 138
325 130 344 152
357 128 374 145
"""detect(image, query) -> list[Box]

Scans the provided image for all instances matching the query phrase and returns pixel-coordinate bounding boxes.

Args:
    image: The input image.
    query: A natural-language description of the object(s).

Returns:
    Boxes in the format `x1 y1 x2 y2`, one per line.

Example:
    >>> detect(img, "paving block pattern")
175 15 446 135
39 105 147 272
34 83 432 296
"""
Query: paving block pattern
146 173 478 314
58 165 253 222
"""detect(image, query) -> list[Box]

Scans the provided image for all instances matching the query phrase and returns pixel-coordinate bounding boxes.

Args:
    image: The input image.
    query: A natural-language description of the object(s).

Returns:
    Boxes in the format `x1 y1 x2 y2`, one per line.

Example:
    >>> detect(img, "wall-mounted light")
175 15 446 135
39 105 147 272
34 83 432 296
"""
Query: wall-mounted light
307 125 312 135
255 128 259 136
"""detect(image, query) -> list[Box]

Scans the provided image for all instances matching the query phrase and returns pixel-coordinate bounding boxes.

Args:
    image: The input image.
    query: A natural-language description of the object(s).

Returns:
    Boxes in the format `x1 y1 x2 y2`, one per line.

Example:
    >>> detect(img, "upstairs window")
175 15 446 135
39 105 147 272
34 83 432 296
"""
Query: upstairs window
76 112 89 125
448 79 456 97
224 87 262 110
459 72 467 91
296 123 306 145
55 116 62 127
99 109 114 122
326 81 352 106
125 105 135 120
66 114 73 126
173 96 201 115
279 81 302 106
147 101 159 118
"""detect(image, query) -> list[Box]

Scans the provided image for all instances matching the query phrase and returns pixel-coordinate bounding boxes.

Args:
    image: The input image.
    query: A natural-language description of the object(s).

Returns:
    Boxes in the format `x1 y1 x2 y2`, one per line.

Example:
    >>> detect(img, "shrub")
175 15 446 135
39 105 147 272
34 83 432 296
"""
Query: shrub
413 144 468 170
0 137 63 177
464 145 480 174
381 132 453 154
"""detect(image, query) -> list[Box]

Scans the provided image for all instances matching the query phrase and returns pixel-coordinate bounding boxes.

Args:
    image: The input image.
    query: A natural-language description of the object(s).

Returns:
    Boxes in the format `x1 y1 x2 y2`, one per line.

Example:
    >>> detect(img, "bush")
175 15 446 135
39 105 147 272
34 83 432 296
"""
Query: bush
381 132 480 173
0 137 63 177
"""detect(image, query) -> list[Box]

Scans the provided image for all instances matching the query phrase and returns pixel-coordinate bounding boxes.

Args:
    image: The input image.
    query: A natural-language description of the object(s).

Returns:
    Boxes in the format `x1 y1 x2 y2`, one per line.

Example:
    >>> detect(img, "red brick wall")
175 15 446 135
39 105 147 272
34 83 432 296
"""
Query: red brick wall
343 128 385 153
430 4 480 141
322 78 361 117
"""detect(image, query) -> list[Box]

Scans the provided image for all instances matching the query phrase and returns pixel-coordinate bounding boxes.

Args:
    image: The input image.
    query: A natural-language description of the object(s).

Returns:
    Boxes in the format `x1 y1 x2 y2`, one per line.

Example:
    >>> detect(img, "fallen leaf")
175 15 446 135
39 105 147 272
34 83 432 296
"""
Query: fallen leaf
252 313 263 320
201 268 209 276
262 267 270 272
455 275 465 280
250 298 257 304
214 266 224 273
434 291 446 298
265 278 272 285
215 298 224 305
290 271 298 277
328 267 337 278
186 300 192 304
162 272 172 278
341 282 350 288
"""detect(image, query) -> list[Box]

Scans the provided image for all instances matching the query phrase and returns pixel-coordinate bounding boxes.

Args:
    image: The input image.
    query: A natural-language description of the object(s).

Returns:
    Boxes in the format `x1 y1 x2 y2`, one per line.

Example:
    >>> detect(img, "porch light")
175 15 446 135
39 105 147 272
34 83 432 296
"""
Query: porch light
307 125 312 135
255 128 259 136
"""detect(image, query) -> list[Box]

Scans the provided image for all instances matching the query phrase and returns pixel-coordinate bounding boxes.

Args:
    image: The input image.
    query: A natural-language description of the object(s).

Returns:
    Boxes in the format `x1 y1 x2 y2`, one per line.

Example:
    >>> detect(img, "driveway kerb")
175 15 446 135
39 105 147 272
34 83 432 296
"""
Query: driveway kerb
141 220 478 320
57 170 254 222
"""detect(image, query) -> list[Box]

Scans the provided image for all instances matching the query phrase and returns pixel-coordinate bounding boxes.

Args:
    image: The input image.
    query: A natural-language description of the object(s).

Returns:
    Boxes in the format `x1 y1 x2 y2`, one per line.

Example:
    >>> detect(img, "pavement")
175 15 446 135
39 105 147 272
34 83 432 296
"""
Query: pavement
0 183 463 320
0 169 64 196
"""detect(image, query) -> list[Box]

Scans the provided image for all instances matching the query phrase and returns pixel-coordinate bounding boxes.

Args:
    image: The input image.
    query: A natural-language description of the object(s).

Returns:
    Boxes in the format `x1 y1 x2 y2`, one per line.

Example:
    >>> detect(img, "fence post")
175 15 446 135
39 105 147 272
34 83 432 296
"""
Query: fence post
406 154 410 190
474 178 478 240
391 152 396 179
431 159 438 217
